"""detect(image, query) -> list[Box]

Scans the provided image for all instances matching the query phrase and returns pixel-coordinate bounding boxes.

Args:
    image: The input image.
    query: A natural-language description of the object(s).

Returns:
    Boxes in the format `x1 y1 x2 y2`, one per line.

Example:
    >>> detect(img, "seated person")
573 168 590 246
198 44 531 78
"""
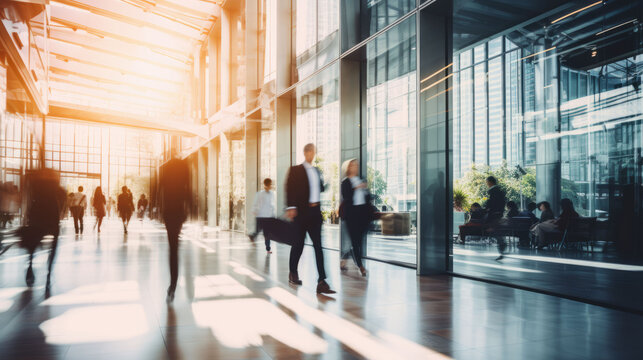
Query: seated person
518 202 539 224
458 203 485 242
468 203 485 223
537 201 555 222
505 201 519 218
531 198 579 249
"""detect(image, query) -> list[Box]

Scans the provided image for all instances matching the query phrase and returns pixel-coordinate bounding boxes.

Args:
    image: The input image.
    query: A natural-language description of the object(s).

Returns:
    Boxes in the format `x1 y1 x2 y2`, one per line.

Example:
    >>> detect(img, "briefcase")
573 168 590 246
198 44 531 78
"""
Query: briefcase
263 217 296 246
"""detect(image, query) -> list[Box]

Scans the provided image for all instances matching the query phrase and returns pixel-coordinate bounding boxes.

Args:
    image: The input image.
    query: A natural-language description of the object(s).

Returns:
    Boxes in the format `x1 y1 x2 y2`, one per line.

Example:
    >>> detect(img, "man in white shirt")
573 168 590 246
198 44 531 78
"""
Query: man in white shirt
285 143 335 294
68 186 87 234
249 178 276 253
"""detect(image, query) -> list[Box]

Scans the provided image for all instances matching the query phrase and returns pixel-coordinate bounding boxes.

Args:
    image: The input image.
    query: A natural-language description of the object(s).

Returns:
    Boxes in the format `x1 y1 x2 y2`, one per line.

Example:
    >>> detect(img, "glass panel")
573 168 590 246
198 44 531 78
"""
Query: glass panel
364 16 417 264
294 63 340 249
342 0 415 51
452 0 643 312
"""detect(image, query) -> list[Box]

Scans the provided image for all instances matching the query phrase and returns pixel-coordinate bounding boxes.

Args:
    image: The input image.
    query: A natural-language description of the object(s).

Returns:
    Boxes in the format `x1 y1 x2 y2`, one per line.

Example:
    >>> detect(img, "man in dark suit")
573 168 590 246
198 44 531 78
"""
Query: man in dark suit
160 155 190 302
484 176 507 260
285 143 335 294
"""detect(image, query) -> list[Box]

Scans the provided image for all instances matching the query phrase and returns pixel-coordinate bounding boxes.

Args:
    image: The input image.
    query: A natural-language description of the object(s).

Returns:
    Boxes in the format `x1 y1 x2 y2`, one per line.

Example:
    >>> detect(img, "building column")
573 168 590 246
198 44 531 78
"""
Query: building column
207 139 218 226
417 1 453 275
245 121 259 234
534 43 561 214
275 97 292 210
198 147 208 221
339 58 363 258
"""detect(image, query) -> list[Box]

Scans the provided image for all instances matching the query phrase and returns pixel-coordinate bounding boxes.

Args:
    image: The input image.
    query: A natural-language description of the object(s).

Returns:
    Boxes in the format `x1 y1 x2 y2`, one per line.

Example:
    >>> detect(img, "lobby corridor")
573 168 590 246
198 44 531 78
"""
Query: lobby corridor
0 219 641 360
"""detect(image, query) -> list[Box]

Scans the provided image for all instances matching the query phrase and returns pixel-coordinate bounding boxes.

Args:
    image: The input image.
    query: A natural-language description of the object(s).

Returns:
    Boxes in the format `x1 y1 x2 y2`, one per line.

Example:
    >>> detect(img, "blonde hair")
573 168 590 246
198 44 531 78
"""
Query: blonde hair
341 158 357 178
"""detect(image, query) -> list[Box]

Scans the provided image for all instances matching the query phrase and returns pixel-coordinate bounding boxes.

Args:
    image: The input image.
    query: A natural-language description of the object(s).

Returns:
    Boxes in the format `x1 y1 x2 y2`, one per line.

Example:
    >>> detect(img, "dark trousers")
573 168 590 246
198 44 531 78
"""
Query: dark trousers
289 206 326 282
71 206 84 233
342 205 369 268
165 219 183 292
252 217 272 250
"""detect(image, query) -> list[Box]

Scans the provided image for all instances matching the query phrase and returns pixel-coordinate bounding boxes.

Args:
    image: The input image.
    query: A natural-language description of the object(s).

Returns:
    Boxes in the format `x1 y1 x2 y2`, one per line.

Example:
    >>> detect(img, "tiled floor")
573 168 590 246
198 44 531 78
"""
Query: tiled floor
0 218 641 359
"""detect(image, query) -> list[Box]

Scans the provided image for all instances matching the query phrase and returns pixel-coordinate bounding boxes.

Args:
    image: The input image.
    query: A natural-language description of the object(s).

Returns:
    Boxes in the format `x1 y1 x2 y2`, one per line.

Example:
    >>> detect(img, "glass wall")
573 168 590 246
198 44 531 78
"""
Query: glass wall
217 129 246 231
341 0 415 51
364 15 417 265
292 0 340 83
294 63 340 249
451 0 643 312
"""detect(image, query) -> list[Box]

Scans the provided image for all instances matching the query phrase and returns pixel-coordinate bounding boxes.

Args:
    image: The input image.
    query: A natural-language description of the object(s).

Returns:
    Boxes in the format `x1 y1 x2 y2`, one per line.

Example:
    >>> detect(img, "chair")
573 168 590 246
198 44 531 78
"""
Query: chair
559 217 597 251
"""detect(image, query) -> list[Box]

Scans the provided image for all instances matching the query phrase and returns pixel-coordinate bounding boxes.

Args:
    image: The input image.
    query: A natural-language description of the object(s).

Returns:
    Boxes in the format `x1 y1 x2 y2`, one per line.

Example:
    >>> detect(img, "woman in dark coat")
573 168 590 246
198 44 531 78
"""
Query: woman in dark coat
93 186 106 232
340 159 371 276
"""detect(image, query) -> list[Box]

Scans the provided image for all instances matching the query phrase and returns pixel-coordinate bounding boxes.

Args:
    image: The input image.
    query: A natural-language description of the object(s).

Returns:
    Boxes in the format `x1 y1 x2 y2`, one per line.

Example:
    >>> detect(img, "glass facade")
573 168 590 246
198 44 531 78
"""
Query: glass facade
169 0 643 313
364 16 417 264
292 0 340 83
451 0 643 312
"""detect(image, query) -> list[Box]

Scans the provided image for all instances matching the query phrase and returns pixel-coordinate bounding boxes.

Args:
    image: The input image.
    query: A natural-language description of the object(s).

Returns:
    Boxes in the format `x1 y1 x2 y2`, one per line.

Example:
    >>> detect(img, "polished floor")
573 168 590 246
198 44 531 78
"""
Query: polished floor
0 218 641 359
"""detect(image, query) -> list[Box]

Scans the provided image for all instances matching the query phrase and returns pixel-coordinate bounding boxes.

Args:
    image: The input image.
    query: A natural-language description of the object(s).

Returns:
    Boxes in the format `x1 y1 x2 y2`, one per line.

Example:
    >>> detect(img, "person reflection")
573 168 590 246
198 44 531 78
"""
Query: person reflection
483 176 507 260
161 156 190 303
339 159 370 277
531 198 579 249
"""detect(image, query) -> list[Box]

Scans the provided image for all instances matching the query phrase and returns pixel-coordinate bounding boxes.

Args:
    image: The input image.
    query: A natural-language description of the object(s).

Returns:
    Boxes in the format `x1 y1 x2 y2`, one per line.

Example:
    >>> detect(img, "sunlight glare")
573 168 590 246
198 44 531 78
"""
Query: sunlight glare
192 298 327 353
41 281 140 306
266 287 452 360
39 304 149 344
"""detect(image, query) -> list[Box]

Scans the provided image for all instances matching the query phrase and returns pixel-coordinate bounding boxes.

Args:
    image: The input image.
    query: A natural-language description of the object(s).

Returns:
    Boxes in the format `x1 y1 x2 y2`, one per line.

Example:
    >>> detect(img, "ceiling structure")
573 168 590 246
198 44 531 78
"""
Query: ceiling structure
33 0 223 135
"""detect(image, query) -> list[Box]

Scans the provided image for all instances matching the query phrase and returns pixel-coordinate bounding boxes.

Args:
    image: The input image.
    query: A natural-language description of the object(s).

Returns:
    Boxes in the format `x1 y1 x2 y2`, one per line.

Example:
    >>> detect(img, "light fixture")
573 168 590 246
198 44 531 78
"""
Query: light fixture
551 1 602 24
595 19 637 36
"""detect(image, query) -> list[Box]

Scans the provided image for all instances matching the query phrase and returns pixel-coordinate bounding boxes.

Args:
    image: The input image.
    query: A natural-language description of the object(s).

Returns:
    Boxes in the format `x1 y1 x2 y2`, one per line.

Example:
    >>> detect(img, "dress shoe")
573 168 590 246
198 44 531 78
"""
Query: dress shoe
340 260 348 271
288 272 302 285
359 266 367 277
316 280 336 294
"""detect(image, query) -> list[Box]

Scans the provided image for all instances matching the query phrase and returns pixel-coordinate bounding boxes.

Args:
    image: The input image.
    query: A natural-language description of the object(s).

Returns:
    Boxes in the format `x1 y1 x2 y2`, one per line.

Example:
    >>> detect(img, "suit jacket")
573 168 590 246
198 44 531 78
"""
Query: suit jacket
485 185 506 219
285 164 324 212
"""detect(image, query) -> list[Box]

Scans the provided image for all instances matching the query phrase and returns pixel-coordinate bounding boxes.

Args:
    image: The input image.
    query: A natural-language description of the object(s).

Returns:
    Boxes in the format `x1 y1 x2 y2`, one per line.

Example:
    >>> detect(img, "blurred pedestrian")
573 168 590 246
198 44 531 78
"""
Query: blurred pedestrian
92 186 106 233
160 156 189 302
340 159 370 277
285 143 335 294
118 186 134 233
137 194 148 221
69 186 87 234
249 178 275 254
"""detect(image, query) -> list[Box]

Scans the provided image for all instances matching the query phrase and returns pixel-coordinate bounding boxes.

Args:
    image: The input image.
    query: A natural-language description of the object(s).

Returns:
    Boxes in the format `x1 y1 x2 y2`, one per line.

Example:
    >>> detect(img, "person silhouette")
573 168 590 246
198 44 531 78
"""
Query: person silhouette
117 186 134 233
285 143 335 294
160 156 190 302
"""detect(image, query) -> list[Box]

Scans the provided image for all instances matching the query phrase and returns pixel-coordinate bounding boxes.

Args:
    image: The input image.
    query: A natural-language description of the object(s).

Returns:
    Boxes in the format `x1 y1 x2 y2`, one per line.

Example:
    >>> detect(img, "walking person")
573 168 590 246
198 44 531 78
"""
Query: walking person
137 194 148 222
249 178 275 254
21 169 65 288
92 187 106 233
69 186 87 235
340 159 370 277
483 176 507 260
285 143 335 294
160 156 189 302
117 186 134 234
